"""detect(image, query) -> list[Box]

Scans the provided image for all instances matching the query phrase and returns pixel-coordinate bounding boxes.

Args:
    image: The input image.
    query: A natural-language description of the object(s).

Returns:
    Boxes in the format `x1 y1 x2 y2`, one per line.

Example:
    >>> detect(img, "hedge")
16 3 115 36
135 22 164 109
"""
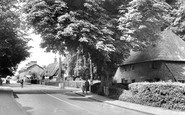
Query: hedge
91 82 101 94
91 83 124 99
119 82 185 111
108 87 124 99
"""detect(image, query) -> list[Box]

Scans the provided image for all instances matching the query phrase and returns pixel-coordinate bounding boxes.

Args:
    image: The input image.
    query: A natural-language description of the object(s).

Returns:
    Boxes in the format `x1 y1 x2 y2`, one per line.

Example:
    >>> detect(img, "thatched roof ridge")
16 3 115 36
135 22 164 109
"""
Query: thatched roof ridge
45 62 59 77
123 29 185 65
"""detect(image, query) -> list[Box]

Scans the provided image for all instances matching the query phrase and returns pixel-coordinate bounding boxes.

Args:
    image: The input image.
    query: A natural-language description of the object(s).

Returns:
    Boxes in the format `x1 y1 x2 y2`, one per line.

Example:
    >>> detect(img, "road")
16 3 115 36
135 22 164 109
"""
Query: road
9 84 151 115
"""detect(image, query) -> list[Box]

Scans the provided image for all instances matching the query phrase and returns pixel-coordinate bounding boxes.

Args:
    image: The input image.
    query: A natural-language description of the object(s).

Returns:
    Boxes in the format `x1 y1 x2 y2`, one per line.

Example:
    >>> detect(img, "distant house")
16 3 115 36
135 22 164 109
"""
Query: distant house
41 58 65 81
114 29 185 83
19 61 44 81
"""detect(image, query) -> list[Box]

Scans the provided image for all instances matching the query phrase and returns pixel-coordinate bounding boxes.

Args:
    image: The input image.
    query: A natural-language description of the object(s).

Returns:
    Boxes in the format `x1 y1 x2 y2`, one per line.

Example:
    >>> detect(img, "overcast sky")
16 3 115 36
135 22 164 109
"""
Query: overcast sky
17 33 60 72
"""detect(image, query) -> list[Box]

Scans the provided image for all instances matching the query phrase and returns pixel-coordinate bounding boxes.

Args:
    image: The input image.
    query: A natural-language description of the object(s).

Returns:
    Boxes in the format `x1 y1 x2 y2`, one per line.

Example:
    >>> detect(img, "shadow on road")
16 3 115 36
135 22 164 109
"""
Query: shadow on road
68 97 97 102
13 89 75 95
64 92 81 97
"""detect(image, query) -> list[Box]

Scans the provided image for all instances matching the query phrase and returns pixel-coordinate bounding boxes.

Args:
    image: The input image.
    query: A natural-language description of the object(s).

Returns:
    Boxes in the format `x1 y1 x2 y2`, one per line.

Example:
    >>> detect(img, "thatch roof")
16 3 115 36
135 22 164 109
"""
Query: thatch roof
123 29 185 65
44 62 59 77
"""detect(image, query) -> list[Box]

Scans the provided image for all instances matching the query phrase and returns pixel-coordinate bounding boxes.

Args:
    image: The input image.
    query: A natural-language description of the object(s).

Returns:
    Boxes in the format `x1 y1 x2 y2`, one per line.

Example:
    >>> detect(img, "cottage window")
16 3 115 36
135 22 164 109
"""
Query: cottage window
155 77 160 81
124 67 127 71
131 65 134 70
128 66 131 71
132 79 135 83
152 61 161 69
121 78 127 83
178 80 185 83
152 62 157 69
145 79 153 82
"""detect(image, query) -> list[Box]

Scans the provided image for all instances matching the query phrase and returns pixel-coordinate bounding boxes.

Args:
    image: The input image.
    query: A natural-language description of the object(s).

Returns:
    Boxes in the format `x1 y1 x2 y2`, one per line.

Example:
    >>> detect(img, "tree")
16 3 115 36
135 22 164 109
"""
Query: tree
167 0 185 40
118 0 171 51
0 0 30 77
23 0 130 88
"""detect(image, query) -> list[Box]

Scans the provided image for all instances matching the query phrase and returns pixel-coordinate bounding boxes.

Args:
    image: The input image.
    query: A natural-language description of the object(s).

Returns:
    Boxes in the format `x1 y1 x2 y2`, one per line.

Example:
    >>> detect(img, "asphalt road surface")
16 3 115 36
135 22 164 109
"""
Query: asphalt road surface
11 84 151 115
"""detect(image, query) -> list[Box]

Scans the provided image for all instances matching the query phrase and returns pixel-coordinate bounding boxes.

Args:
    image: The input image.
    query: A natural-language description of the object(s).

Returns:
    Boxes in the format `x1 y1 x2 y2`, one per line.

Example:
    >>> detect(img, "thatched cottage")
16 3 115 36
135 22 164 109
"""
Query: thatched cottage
41 57 64 81
114 30 185 83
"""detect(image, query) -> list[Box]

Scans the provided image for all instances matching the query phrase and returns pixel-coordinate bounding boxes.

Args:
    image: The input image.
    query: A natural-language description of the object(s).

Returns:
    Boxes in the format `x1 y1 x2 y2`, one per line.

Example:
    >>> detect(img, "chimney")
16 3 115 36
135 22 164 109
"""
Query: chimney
54 56 57 63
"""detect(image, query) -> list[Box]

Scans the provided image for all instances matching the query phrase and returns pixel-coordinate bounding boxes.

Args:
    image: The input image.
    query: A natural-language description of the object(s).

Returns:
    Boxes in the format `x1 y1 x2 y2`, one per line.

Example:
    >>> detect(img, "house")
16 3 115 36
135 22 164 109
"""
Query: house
19 61 44 81
114 29 185 83
41 57 65 81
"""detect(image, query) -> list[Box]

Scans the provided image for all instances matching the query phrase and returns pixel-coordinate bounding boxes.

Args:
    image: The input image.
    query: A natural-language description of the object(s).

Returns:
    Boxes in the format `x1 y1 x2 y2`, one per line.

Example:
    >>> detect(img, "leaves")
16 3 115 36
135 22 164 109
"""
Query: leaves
0 0 30 77
23 0 131 79
118 0 171 50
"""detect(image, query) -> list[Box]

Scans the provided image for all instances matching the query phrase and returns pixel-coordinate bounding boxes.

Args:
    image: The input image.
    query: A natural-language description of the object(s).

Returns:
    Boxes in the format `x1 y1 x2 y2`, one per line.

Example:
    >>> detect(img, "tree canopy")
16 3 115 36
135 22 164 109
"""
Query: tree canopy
23 0 185 86
118 0 171 50
0 0 30 77
23 0 130 80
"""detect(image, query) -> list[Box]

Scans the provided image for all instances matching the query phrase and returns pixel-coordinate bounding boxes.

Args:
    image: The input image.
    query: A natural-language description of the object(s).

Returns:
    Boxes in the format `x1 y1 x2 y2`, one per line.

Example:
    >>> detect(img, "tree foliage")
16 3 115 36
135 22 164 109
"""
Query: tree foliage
23 0 185 87
118 0 171 50
0 0 30 77
168 0 185 40
23 0 130 81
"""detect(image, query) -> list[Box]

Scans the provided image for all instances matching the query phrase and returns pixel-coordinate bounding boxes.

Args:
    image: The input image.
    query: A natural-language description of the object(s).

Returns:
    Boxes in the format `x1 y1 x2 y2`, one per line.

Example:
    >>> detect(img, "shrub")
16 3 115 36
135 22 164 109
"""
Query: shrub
108 87 124 99
91 82 101 94
119 82 185 111
91 83 125 99
112 83 129 90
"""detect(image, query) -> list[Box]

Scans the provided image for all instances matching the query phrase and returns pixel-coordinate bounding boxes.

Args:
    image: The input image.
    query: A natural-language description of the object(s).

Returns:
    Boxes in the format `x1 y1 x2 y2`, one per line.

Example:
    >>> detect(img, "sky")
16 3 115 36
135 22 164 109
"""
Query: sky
16 33 60 72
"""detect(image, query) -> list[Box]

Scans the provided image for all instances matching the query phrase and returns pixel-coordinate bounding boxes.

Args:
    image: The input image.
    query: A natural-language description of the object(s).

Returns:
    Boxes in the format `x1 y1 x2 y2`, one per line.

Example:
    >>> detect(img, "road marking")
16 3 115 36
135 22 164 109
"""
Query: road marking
41 90 97 115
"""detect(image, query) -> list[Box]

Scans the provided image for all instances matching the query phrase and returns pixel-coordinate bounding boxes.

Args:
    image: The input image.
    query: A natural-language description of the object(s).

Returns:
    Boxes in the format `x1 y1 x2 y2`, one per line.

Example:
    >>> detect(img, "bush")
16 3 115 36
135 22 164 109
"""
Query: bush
119 82 185 111
91 82 101 93
108 87 124 99
112 83 129 90
91 83 125 99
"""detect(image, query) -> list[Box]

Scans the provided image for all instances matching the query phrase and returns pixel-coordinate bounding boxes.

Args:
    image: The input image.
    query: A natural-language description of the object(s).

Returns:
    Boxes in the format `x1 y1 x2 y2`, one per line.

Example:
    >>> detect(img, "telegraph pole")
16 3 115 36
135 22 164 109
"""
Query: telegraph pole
88 53 93 89
76 48 80 77
58 50 63 88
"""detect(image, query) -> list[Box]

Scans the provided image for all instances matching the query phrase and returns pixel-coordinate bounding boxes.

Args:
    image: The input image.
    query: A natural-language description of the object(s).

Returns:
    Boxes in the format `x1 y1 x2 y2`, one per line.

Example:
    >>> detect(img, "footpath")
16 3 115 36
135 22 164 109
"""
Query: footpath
0 87 28 115
67 87 185 115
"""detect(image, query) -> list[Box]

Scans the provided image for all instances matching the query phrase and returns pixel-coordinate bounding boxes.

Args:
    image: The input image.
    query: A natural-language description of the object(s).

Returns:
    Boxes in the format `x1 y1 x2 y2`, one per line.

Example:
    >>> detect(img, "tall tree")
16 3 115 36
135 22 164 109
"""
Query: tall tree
118 0 171 50
167 0 185 40
0 0 30 77
23 0 130 87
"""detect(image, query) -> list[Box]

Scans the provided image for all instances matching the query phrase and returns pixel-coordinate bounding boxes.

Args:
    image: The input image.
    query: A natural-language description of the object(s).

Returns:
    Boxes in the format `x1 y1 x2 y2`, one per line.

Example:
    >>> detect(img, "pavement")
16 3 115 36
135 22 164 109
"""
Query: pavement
1 83 185 115
0 87 28 115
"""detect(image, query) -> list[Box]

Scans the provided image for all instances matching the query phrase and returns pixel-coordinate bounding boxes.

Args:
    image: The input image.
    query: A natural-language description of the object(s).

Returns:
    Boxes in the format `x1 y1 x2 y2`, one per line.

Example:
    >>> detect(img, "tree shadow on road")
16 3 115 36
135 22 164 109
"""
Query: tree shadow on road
68 97 98 102
64 92 81 97
13 89 71 95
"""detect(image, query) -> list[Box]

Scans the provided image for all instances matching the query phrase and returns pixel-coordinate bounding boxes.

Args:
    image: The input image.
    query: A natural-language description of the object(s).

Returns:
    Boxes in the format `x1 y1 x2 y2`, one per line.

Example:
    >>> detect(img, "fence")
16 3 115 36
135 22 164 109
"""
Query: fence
64 81 84 88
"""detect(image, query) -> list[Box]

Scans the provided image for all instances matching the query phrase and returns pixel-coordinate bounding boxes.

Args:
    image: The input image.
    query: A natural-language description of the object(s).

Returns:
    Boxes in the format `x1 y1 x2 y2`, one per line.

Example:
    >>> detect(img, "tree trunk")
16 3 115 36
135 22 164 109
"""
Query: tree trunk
98 65 112 95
